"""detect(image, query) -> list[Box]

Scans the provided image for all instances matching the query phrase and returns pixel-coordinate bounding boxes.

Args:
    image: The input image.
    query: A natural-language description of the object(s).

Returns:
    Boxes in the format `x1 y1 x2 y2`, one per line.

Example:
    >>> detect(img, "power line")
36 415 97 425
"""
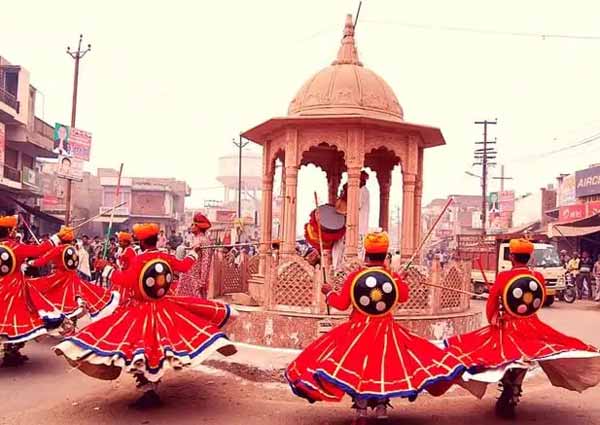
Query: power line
362 19 600 41
510 131 600 162
473 120 497 234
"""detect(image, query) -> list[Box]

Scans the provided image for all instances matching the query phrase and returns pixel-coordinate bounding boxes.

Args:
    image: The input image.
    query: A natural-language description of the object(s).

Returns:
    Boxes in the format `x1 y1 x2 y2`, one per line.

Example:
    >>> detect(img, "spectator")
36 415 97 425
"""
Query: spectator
579 251 594 300
593 255 600 302
567 252 581 298
390 250 402 273
76 240 92 281
157 230 168 250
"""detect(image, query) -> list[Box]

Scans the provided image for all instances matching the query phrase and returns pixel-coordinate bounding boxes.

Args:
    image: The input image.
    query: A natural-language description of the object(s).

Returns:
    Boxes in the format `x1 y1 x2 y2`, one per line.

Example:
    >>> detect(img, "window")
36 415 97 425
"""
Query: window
503 247 510 261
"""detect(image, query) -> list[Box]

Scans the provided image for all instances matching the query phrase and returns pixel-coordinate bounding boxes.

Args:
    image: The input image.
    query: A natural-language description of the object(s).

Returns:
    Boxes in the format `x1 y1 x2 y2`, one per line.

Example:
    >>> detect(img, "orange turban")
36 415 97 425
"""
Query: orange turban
364 231 390 254
117 231 132 242
193 213 211 230
509 238 534 255
133 223 160 240
0 215 17 229
58 225 75 242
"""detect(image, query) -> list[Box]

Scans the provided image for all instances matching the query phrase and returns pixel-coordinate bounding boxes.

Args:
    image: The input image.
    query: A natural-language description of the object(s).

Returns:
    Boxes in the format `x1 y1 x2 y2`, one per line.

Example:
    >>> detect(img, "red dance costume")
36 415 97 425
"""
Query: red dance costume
0 237 65 343
286 266 466 402
54 249 236 382
29 244 120 320
113 244 140 304
445 267 600 392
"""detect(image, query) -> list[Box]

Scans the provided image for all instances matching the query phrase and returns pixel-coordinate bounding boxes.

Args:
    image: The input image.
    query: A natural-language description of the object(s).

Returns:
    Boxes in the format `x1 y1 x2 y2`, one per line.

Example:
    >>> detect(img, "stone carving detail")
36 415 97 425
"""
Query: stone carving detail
439 262 469 311
273 257 316 308
396 267 432 315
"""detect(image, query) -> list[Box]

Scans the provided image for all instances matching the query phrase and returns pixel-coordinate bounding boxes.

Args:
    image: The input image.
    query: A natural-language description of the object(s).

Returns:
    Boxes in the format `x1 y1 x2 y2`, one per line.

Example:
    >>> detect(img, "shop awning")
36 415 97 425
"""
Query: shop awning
93 216 129 224
550 213 600 237
11 197 63 224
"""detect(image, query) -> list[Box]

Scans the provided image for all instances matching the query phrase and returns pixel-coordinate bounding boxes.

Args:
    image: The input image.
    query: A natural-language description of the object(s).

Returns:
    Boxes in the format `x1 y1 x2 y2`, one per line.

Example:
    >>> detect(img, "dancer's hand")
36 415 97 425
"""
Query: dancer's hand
321 283 333 296
94 258 108 271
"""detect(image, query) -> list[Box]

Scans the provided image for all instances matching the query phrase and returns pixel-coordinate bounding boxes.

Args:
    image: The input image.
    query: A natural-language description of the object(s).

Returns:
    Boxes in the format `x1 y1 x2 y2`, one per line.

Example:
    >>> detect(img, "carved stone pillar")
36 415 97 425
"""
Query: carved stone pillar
279 167 286 240
282 165 299 256
414 178 423 249
401 173 417 260
259 175 274 274
345 167 361 258
377 169 392 231
327 170 342 205
413 148 424 246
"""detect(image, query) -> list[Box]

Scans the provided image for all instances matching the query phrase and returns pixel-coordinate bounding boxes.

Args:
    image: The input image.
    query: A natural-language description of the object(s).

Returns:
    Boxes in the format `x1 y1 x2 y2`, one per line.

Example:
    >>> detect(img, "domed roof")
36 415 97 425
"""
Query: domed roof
288 15 404 122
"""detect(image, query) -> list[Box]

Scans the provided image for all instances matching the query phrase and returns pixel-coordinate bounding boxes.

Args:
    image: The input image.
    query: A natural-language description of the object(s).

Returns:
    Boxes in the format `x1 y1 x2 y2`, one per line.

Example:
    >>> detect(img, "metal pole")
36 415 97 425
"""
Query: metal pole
238 136 242 218
482 123 488 235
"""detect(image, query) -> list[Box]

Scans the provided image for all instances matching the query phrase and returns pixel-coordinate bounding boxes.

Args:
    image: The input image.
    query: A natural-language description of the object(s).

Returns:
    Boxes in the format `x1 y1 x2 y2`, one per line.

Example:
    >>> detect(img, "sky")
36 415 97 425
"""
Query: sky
3 0 600 230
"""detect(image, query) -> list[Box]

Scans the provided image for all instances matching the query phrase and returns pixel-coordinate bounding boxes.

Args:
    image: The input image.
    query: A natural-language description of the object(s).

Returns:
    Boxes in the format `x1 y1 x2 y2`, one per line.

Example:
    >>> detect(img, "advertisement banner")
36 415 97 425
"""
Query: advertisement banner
488 192 500 213
498 190 515 212
0 122 5 169
558 204 586 223
587 201 600 216
39 173 66 211
575 166 600 198
216 210 236 223
558 174 576 206
53 123 71 156
55 155 83 182
69 127 92 161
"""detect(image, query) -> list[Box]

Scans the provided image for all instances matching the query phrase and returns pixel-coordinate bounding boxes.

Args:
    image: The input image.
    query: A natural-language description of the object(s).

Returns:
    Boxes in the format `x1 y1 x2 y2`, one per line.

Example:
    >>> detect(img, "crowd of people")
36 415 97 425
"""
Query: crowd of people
561 250 600 301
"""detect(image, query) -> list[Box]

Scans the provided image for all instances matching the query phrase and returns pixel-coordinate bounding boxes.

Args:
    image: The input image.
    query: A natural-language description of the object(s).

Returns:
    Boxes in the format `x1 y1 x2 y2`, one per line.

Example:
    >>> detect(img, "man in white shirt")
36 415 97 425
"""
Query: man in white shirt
358 171 370 256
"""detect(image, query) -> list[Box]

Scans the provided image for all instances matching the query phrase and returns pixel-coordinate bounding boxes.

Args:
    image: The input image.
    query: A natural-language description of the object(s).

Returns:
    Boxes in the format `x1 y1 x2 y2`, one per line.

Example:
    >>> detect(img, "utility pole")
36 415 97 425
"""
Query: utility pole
64 34 91 225
233 136 249 219
473 119 497 234
493 164 513 192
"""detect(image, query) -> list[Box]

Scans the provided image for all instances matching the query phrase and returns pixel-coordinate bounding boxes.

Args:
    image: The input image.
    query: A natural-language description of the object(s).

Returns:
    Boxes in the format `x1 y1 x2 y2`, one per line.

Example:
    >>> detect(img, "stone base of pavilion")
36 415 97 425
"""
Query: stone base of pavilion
220 259 482 349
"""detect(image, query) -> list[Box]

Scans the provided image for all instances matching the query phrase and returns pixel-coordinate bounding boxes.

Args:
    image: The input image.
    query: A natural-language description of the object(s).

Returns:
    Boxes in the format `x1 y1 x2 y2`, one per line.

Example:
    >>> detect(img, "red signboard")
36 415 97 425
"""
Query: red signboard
587 201 600 216
558 204 586 223
216 210 236 223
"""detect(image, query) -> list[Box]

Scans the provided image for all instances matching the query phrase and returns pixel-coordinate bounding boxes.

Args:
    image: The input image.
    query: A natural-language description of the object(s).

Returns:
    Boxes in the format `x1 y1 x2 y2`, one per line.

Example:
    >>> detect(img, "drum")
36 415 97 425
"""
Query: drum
139 259 174 300
311 204 345 234
0 245 16 277
350 268 399 316
502 273 545 318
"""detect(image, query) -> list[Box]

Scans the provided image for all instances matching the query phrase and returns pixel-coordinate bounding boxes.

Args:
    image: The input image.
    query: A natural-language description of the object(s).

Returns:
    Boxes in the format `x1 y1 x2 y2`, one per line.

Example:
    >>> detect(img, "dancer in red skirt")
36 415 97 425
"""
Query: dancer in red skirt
112 231 140 304
0 217 71 366
27 233 120 323
54 223 237 408
445 238 600 418
285 231 466 424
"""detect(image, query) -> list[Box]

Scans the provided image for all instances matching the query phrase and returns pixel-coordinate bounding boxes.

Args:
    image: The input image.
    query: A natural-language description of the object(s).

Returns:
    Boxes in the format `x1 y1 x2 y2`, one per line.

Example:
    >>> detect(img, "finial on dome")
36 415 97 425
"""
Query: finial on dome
332 14 363 66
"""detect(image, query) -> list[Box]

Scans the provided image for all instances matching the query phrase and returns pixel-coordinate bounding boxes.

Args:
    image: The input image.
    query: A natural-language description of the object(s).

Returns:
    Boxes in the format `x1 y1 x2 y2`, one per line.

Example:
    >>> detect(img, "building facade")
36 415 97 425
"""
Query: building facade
96 168 190 236
0 55 55 215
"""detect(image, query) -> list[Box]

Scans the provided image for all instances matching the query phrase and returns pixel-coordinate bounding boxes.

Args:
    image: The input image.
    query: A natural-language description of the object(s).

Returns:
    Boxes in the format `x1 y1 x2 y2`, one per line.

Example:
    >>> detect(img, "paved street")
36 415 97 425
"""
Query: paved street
1 300 600 425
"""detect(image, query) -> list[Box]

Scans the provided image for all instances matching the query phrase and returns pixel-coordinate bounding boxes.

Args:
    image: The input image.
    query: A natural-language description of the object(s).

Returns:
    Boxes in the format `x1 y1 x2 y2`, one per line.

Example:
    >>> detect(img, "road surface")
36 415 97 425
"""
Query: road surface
1 300 599 425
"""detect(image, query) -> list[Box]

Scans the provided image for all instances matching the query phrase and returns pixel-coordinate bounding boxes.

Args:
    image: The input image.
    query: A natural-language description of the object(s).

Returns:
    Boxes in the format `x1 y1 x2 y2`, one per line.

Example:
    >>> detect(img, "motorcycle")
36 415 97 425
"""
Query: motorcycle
558 272 577 304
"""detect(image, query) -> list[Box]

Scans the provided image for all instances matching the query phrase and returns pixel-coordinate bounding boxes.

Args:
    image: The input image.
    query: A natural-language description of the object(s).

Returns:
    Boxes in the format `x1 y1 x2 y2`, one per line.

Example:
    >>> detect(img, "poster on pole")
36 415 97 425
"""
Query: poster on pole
55 155 83 182
53 123 71 156
69 127 92 161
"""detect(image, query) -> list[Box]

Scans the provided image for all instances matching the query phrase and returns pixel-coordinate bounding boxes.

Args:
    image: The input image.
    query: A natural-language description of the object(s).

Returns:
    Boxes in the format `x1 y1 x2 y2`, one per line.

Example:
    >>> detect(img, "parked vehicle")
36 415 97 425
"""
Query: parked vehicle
558 272 577 304
455 233 566 306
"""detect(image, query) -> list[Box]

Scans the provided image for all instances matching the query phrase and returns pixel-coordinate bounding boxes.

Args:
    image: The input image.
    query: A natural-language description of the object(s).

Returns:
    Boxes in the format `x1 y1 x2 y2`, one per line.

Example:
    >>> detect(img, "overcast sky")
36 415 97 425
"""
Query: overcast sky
3 0 600 229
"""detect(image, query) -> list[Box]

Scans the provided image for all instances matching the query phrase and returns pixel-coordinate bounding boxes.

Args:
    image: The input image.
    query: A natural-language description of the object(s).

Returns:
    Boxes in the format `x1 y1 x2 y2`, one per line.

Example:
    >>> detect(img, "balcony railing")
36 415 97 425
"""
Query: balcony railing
2 164 21 182
0 87 19 112
34 117 54 140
